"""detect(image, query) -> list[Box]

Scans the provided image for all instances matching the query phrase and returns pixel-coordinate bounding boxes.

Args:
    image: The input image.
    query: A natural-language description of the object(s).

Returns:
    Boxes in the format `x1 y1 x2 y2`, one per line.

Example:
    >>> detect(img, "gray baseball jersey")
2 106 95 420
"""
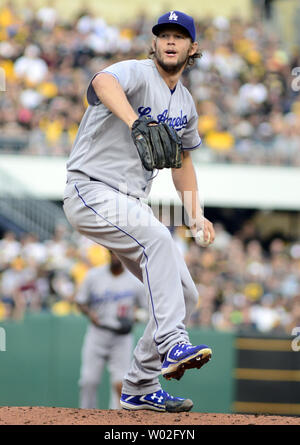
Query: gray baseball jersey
75 264 146 331
63 57 201 397
66 59 201 198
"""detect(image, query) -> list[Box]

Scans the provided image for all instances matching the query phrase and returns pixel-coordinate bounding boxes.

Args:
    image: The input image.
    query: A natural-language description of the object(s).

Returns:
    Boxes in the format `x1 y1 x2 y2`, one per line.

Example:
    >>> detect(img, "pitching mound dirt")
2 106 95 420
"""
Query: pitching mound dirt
0 406 299 425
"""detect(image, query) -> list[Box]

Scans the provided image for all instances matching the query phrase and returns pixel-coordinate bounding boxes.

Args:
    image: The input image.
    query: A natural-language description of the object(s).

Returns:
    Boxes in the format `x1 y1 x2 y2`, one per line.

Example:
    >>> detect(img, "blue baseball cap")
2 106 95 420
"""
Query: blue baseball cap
152 11 196 42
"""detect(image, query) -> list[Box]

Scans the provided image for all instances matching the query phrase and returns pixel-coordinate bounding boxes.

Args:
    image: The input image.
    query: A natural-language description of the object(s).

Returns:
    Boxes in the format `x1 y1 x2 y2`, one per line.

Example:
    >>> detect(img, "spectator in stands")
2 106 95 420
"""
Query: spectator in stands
14 43 48 85
0 231 21 266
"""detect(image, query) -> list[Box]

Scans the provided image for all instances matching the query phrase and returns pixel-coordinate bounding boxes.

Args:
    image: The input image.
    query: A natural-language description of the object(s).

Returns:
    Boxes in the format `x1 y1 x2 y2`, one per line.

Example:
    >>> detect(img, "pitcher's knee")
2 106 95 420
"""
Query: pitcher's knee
151 225 174 249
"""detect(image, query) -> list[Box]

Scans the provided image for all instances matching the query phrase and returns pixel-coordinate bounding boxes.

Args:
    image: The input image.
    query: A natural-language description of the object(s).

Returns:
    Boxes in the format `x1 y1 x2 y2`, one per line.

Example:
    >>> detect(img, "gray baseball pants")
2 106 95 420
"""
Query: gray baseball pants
79 325 133 409
63 174 199 395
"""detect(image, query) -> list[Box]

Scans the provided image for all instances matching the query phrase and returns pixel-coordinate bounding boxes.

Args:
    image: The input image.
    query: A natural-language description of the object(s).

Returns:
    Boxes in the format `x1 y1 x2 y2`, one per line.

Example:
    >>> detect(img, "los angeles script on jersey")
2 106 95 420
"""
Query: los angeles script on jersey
138 106 188 131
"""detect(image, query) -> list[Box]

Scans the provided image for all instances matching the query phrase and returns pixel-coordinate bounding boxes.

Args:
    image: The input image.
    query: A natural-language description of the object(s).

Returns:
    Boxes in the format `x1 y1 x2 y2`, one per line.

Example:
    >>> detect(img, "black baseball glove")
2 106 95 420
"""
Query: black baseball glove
115 317 133 335
131 116 182 171
97 318 133 335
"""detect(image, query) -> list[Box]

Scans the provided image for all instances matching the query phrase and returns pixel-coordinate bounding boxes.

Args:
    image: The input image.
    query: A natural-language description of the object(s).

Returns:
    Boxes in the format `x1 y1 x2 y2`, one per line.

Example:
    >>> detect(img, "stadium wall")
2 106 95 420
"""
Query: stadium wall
233 333 300 416
1 314 299 415
0 313 235 412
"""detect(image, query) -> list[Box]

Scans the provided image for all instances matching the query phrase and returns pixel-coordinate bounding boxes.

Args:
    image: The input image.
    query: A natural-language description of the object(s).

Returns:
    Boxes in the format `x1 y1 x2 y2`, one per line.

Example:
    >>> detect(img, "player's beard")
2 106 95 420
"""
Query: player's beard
154 46 190 74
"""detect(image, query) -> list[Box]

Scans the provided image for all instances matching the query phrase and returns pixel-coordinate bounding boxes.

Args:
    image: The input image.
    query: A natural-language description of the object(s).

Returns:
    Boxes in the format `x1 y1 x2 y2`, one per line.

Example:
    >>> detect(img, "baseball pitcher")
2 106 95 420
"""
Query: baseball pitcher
64 10 215 412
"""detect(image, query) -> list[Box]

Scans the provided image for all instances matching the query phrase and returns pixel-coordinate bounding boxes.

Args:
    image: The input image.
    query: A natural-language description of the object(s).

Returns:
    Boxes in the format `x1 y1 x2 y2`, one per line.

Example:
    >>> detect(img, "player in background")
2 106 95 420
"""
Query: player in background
76 251 147 409
64 11 215 412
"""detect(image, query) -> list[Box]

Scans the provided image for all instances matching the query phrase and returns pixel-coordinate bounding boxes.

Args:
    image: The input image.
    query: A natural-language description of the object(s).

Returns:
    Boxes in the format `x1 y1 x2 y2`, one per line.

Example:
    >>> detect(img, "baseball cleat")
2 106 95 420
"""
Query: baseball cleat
161 343 212 381
120 389 193 412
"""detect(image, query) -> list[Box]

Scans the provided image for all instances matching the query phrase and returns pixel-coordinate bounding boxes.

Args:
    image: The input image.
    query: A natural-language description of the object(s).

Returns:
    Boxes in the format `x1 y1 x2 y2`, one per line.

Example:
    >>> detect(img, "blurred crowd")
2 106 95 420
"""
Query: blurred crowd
0 222 299 336
0 2 300 164
0 2 299 333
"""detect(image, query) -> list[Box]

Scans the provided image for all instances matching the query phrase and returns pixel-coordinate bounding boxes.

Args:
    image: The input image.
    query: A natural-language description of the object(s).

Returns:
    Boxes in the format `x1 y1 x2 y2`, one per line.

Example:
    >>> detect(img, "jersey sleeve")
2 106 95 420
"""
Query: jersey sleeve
181 101 202 151
86 72 102 106
75 271 93 305
87 60 143 106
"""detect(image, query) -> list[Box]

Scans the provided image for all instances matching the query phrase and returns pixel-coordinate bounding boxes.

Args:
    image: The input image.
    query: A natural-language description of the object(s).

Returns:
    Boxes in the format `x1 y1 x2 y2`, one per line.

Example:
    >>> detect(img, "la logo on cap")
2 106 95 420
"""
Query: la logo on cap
168 11 178 21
